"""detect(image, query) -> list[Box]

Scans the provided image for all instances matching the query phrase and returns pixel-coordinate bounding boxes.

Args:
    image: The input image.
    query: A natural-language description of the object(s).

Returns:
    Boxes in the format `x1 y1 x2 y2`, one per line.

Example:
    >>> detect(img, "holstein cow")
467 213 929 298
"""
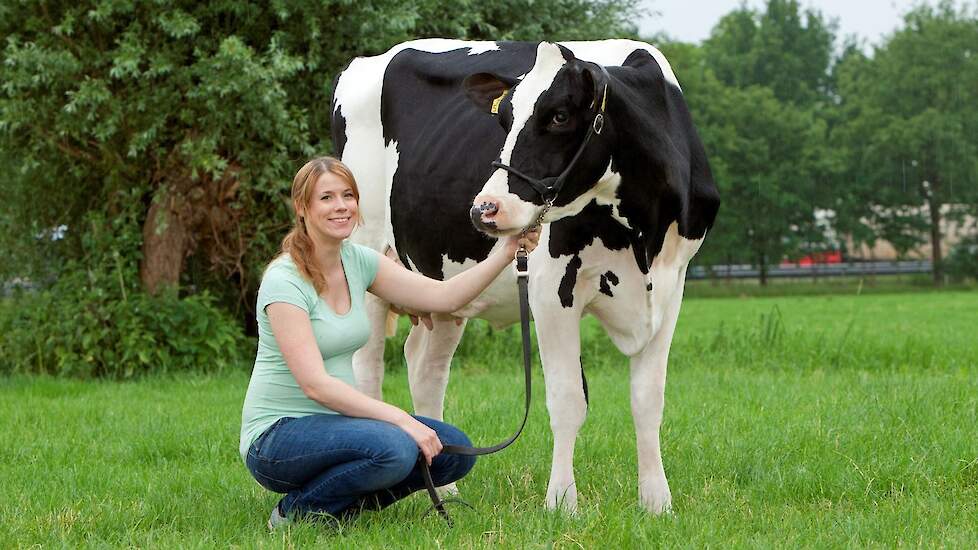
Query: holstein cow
332 39 719 514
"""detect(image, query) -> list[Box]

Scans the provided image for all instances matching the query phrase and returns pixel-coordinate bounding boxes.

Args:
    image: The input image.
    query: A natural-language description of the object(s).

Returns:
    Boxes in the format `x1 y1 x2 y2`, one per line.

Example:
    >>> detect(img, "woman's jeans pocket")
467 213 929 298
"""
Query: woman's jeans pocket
246 418 300 493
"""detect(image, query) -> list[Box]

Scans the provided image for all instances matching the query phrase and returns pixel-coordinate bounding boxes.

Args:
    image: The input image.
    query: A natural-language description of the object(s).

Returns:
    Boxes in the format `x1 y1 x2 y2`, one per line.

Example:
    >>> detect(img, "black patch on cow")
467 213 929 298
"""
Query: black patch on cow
376 43 538 278
332 106 348 157
606 49 720 263
647 281 654 292
558 255 582 307
505 57 614 208
548 200 634 304
581 364 589 406
599 270 619 297
330 69 349 156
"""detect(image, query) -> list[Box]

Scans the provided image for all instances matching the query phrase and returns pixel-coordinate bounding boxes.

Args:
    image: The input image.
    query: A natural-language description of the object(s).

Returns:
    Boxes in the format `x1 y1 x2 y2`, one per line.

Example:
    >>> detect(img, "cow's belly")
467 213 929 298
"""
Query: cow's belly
439 241 523 328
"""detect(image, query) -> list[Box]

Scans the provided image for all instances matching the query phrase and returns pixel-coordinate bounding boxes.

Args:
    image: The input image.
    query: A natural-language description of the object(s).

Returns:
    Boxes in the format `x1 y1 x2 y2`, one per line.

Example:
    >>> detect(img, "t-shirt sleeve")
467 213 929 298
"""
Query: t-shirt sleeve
353 244 380 287
257 264 313 313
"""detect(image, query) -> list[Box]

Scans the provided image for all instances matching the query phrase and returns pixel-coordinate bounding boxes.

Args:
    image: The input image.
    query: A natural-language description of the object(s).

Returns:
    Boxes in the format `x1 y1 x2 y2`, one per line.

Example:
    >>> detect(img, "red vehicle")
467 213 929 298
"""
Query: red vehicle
781 250 843 267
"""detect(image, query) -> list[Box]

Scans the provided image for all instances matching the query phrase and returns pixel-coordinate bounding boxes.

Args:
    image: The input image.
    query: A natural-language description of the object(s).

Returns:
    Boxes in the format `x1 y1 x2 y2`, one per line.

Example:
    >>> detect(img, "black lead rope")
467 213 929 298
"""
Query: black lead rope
417 249 534 526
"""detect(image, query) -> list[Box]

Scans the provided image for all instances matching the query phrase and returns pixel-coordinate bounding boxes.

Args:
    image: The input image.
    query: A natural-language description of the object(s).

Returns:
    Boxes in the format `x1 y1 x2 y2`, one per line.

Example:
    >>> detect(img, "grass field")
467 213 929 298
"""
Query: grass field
2 290 977 547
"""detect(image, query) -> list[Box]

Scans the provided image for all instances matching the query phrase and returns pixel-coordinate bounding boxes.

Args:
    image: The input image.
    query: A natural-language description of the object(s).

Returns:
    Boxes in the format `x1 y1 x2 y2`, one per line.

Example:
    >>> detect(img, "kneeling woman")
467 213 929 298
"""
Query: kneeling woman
240 157 539 528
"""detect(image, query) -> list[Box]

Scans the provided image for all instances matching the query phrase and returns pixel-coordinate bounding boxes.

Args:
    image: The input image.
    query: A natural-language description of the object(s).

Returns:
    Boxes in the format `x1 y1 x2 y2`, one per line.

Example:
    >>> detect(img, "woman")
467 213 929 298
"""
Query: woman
240 157 540 529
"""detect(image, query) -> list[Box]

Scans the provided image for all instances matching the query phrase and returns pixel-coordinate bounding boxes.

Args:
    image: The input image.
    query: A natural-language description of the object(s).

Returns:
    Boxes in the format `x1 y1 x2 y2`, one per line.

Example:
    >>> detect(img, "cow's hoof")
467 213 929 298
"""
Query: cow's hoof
545 483 578 513
435 482 459 498
639 481 672 515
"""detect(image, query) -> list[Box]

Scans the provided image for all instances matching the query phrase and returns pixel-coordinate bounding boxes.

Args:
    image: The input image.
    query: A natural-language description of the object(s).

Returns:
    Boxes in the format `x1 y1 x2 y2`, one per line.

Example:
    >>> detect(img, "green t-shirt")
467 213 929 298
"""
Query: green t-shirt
239 242 379 460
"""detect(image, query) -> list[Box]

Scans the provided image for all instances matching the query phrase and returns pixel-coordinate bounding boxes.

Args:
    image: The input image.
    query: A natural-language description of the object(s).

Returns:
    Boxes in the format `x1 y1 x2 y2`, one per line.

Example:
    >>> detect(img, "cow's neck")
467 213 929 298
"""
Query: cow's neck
608 124 679 269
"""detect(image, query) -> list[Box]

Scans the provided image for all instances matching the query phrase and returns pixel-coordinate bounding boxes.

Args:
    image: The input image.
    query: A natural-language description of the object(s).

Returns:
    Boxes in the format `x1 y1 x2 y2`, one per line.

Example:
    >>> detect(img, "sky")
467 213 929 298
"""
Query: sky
637 0 925 48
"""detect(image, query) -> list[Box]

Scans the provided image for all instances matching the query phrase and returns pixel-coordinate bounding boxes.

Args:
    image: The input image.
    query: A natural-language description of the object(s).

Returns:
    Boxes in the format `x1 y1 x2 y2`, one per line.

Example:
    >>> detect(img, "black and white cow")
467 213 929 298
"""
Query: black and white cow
331 39 719 514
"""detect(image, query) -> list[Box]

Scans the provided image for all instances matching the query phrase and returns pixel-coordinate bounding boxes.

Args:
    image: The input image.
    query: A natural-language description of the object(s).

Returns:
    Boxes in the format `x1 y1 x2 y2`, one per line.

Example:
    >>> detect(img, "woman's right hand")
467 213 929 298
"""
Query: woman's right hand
398 415 443 465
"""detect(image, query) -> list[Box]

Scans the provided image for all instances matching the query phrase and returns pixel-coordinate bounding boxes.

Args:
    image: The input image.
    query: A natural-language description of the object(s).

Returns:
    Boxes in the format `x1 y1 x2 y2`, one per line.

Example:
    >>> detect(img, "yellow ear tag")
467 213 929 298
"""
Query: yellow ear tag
490 89 509 114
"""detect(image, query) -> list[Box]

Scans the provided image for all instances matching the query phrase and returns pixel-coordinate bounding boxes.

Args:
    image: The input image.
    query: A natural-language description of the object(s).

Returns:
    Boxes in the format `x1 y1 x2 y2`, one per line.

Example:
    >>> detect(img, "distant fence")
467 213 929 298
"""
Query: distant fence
689 261 933 280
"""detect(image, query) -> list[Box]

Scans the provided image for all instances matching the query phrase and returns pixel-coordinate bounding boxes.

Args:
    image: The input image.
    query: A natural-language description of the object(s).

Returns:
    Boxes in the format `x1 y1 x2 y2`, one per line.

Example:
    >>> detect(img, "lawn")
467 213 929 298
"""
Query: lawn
2 290 976 547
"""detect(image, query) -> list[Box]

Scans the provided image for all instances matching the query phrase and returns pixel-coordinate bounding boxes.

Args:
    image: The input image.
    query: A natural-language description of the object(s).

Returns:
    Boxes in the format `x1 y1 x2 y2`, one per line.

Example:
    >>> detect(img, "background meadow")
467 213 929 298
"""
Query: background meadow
2 289 975 547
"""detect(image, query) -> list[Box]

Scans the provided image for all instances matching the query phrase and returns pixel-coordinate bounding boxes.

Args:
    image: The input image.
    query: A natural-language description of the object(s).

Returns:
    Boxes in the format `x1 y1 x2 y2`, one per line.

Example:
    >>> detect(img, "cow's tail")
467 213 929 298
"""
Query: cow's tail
385 310 399 337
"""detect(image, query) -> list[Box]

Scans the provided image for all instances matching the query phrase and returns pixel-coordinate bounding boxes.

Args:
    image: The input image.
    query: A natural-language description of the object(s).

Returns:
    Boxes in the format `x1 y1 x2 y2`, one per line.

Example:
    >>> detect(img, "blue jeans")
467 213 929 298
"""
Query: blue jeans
245 414 476 520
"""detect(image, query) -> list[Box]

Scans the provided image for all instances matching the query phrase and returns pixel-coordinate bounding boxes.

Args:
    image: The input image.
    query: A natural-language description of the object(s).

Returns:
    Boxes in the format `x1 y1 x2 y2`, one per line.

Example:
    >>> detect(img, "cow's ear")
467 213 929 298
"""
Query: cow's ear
462 73 513 114
581 62 610 113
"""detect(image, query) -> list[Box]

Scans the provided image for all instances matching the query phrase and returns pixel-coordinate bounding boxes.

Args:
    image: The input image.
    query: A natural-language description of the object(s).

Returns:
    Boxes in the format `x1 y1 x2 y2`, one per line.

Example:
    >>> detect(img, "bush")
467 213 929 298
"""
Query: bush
0 209 250 378
945 234 978 283
0 279 249 378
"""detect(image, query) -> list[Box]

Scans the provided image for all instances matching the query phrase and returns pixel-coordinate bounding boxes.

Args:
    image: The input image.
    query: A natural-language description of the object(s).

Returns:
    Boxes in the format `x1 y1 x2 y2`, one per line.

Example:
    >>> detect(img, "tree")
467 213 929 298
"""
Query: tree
832 1 978 284
703 0 836 107
0 0 642 301
0 0 645 376
660 1 838 283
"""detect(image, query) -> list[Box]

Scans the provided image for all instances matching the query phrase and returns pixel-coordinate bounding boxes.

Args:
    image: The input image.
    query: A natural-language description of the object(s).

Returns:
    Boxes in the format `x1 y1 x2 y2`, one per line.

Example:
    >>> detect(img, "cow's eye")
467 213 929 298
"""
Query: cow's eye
551 110 569 126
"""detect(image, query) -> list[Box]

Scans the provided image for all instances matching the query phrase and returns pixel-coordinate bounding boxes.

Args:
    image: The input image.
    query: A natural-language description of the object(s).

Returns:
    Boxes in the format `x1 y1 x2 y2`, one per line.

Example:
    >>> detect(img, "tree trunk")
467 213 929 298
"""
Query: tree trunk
759 252 768 286
140 185 190 295
927 188 943 286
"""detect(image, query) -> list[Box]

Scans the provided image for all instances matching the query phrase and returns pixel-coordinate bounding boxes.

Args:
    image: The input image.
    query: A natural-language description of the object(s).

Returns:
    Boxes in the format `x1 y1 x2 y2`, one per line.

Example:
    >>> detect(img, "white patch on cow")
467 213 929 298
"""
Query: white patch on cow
467 43 500 55
545 160 631 229
647 222 704 336
499 43 566 166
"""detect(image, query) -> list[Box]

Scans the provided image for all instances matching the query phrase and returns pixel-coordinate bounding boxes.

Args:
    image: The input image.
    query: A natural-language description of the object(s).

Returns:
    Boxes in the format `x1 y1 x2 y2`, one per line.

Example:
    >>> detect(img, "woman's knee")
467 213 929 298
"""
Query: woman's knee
417 416 473 448
373 428 419 483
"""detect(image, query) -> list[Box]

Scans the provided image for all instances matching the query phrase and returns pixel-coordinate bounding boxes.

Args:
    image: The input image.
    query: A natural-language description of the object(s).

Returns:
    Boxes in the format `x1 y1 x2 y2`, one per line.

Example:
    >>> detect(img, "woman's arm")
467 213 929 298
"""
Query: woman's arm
266 302 442 463
369 229 540 314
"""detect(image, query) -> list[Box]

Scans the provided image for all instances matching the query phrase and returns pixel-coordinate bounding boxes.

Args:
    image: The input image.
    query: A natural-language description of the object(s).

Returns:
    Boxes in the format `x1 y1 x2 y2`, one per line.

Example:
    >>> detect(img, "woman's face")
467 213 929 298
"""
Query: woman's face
302 171 358 243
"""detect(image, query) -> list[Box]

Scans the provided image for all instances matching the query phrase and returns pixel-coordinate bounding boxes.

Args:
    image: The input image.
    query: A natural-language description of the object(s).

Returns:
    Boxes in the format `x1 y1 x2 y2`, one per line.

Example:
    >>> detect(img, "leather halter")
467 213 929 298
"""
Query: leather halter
491 65 610 206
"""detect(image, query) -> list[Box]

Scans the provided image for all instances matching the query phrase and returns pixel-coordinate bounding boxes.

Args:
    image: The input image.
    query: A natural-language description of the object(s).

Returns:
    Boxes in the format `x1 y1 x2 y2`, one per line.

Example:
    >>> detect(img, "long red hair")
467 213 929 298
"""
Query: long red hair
277 156 362 294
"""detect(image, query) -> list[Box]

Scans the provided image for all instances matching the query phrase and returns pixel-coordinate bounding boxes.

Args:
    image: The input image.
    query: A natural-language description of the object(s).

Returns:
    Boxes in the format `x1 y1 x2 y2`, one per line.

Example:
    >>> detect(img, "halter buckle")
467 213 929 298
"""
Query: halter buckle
593 113 604 135
515 246 529 276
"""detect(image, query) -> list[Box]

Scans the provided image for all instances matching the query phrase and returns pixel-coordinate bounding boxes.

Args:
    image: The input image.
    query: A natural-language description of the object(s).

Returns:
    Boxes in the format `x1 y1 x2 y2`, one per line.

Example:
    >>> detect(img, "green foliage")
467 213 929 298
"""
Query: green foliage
830 1 978 273
0 206 249 378
703 0 837 107
945 234 978 282
0 283 249 379
661 12 836 274
0 0 642 377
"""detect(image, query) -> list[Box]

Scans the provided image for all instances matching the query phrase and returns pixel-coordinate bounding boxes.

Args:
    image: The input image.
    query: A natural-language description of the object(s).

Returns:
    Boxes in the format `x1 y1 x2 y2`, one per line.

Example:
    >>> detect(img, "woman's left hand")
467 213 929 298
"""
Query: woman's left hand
504 226 542 257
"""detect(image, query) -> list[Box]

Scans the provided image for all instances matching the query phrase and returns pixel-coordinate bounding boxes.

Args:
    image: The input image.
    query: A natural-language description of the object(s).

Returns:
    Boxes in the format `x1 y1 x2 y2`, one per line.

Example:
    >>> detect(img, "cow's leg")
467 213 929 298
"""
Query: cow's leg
405 314 467 493
405 314 467 421
629 268 687 515
352 292 391 400
536 311 587 512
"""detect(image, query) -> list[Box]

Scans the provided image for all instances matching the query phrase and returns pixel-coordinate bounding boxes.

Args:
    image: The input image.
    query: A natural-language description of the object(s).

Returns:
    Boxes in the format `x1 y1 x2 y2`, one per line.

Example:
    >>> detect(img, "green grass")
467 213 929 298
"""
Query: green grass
2 291 977 547
684 274 977 299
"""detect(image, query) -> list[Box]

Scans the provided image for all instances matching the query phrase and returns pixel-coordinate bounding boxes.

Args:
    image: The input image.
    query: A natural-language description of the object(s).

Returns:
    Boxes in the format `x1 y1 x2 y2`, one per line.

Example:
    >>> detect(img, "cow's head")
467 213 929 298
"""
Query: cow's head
463 42 613 236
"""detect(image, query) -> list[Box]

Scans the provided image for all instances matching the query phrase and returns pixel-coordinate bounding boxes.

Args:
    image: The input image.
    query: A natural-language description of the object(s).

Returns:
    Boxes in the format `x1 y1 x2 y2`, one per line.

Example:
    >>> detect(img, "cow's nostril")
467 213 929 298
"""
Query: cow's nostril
480 202 498 217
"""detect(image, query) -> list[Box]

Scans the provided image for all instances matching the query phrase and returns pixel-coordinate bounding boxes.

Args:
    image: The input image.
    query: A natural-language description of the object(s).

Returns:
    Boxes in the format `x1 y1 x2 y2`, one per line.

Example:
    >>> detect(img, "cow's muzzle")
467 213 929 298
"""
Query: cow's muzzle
470 201 499 231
